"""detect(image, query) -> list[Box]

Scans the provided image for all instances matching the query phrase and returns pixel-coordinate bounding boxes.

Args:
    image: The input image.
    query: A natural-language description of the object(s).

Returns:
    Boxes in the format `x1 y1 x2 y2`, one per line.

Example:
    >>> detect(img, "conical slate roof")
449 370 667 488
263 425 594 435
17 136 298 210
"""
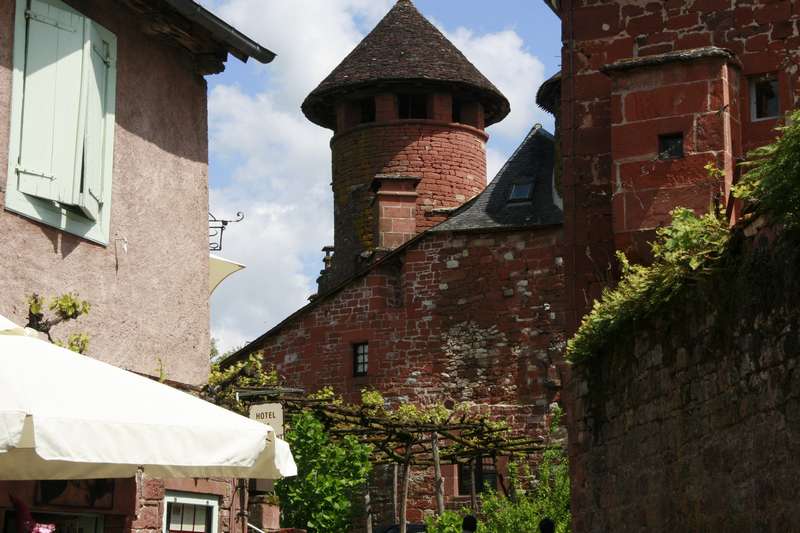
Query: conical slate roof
302 0 510 129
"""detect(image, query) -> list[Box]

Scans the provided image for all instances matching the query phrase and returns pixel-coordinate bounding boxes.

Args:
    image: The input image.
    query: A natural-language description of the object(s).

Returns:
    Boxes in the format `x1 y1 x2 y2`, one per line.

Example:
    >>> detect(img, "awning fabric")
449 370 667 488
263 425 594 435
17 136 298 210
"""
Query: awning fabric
0 316 296 480
210 254 245 295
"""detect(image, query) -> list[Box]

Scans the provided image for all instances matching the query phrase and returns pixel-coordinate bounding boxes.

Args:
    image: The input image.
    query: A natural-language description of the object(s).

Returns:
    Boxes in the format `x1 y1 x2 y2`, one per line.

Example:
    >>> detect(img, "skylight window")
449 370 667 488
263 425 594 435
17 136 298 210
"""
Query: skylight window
509 182 533 202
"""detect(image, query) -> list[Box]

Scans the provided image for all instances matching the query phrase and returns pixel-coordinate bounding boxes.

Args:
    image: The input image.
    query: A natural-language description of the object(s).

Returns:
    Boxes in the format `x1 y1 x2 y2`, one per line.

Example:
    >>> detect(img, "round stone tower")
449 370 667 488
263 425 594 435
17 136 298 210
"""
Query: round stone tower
303 0 509 291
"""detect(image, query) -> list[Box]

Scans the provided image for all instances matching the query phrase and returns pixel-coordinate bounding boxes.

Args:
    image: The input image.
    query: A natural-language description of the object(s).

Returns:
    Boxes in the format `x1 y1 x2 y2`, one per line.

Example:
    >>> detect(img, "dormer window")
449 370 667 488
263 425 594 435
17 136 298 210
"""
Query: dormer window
398 94 428 119
508 182 534 202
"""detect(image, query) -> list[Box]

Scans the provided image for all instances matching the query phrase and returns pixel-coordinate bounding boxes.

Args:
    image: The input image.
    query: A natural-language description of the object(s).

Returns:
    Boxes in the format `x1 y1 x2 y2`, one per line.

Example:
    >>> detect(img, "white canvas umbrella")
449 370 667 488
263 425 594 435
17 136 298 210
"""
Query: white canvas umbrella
0 315 296 480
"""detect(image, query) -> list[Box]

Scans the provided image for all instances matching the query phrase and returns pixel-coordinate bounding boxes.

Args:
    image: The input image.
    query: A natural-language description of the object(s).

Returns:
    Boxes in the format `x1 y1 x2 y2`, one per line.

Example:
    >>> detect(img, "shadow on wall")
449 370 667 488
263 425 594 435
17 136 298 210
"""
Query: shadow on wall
64 0 208 164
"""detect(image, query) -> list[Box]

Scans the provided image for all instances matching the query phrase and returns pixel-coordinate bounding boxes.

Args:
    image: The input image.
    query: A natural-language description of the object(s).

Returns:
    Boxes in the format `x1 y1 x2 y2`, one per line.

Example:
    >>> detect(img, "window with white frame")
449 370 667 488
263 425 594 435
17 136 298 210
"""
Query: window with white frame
163 492 219 533
353 342 368 377
6 0 117 244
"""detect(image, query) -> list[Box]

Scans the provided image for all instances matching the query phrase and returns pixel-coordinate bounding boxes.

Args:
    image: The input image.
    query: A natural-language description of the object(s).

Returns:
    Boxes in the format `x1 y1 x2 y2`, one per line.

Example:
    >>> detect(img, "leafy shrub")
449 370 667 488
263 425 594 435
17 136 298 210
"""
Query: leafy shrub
735 109 800 231
567 207 729 362
276 411 372 533
568 110 800 363
425 407 570 533
424 509 467 533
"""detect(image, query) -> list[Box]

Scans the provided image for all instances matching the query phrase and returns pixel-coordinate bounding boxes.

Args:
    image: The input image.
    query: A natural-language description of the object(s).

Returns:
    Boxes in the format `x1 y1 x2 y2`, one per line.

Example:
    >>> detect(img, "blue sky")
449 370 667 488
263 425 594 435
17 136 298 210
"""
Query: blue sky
201 0 562 351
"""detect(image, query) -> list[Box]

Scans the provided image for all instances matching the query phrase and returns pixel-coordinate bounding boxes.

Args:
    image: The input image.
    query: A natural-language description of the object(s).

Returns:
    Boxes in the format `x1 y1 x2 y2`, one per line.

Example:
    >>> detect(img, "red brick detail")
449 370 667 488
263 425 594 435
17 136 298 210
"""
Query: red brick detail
460 101 485 129
247 229 566 525
430 93 453 123
373 175 420 250
375 93 398 122
327 120 488 286
558 0 797 331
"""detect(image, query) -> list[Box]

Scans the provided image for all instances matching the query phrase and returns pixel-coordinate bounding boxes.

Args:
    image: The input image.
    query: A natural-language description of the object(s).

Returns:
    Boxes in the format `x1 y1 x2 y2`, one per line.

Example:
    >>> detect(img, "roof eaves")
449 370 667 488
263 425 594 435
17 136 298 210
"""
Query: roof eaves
221 230 432 367
542 0 561 18
164 0 276 64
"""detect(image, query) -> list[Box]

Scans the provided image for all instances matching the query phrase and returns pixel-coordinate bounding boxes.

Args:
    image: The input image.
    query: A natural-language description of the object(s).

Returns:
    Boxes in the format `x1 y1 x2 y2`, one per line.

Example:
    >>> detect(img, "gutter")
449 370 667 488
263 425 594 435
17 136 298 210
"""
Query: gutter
164 0 276 64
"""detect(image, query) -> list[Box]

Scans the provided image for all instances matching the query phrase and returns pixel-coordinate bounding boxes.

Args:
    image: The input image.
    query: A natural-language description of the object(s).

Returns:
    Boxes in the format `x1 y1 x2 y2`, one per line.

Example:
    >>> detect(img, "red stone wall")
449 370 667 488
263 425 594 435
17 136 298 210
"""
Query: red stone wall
566 230 800 531
248 228 566 526
559 0 800 331
608 56 742 259
326 121 488 288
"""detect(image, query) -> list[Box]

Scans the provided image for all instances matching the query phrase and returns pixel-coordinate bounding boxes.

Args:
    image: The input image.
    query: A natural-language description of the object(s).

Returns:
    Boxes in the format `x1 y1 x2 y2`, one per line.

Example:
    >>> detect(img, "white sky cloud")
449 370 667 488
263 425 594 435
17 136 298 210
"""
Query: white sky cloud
204 1 550 352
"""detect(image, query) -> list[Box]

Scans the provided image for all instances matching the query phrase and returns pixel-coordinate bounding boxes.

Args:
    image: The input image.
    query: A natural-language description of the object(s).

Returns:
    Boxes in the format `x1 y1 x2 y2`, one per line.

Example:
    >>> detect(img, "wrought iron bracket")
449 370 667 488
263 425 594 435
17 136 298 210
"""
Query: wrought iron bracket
209 211 244 252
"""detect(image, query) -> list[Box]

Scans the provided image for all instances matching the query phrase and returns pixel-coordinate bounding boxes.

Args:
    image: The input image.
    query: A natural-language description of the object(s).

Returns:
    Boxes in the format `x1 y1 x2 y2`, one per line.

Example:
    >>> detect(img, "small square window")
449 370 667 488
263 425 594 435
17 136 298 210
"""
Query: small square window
751 75 780 120
164 493 218 533
658 133 684 160
353 343 368 377
509 182 534 202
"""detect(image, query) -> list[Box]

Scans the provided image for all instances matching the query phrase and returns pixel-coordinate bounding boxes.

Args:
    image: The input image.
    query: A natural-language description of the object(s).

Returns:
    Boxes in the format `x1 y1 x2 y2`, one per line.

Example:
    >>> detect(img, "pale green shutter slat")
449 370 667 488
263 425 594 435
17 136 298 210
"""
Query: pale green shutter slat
17 0 85 204
77 21 116 221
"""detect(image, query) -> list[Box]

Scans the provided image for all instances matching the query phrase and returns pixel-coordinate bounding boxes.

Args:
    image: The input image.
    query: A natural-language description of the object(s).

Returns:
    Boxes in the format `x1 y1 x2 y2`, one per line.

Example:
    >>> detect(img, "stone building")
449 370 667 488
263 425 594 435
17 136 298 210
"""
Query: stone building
227 0 800 529
227 0 566 526
545 0 800 330
0 1 273 533
542 0 800 529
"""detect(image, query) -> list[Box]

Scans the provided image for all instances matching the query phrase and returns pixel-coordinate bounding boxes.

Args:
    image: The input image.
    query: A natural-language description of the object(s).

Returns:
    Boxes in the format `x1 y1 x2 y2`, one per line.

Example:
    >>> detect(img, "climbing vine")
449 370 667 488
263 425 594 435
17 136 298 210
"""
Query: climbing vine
567 109 800 362
735 109 800 231
26 292 92 354
566 207 729 362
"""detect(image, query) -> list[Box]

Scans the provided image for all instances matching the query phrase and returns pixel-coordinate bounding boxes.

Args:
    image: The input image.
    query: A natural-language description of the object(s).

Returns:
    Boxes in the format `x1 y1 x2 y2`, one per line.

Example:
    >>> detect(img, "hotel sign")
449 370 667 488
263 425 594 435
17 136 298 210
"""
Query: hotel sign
249 403 284 440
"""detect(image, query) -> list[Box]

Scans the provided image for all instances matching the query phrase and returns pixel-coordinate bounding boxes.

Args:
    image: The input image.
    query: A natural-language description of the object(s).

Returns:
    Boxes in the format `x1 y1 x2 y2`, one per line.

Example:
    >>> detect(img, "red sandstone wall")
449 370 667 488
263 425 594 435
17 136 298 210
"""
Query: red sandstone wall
559 0 800 331
327 121 487 287
566 230 800 531
250 228 565 525
608 56 742 259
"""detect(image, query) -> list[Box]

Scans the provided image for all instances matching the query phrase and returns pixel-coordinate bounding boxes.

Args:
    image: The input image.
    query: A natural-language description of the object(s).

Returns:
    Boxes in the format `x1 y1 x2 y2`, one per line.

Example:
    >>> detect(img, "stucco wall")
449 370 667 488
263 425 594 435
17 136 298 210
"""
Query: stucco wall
0 0 210 385
566 230 800 532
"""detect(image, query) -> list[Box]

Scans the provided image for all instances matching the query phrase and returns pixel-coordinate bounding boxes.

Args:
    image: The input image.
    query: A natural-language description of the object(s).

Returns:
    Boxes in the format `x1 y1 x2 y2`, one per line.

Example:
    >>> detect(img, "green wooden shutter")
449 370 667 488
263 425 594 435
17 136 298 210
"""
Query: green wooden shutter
16 0 86 204
77 21 116 221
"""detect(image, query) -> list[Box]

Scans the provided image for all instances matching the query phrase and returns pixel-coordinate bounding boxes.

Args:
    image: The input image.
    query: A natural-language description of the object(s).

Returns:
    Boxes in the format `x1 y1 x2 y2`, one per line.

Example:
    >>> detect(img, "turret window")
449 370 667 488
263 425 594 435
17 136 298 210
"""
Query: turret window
398 94 429 119
359 97 376 124
452 99 462 123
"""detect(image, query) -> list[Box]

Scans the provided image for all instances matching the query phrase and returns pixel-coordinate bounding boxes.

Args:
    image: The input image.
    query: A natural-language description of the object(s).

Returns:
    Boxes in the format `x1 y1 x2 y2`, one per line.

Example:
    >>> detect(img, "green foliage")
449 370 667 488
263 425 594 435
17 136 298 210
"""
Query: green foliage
360 388 384 408
735 109 800 230
424 509 467 533
276 411 372 533
49 292 91 320
27 294 44 318
54 332 90 355
567 207 729 362
27 292 92 354
425 407 571 533
210 338 220 360
156 357 169 383
203 354 279 414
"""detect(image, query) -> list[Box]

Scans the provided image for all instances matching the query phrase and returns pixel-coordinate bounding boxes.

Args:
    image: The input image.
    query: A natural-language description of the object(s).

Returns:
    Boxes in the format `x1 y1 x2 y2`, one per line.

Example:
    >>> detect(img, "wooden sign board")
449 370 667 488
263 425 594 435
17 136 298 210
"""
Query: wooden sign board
248 403 284 440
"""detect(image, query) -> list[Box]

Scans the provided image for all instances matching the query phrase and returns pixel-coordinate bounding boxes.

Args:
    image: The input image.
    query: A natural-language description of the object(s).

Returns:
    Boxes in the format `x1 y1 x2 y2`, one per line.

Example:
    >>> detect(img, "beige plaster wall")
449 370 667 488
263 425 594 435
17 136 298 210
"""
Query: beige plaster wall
0 0 211 385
